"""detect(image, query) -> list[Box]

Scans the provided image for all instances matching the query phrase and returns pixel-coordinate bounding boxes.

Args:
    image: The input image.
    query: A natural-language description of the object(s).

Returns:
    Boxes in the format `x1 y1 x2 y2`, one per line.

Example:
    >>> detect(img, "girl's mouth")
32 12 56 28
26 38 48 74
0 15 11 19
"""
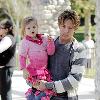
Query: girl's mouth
32 32 34 34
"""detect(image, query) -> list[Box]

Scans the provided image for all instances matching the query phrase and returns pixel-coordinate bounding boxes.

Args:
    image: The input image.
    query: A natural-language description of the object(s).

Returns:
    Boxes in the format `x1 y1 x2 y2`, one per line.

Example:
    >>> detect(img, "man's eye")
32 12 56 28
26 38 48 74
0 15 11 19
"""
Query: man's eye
62 25 66 28
69 28 72 29
69 27 73 29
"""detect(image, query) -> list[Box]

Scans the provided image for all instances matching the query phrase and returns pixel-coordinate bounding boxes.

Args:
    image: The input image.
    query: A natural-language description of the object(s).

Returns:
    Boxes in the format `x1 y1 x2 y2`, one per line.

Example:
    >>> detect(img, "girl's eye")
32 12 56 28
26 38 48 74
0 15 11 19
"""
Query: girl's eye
27 27 30 29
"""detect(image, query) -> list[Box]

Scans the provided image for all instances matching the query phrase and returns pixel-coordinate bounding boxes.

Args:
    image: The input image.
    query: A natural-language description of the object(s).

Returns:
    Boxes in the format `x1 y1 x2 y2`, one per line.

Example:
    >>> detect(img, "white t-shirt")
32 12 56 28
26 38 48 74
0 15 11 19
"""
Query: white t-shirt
82 39 95 58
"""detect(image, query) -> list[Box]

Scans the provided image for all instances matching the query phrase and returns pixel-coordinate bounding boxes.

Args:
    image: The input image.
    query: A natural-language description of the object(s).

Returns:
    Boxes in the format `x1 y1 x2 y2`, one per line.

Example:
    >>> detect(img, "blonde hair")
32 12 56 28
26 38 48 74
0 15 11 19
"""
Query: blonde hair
21 16 38 38
58 9 80 30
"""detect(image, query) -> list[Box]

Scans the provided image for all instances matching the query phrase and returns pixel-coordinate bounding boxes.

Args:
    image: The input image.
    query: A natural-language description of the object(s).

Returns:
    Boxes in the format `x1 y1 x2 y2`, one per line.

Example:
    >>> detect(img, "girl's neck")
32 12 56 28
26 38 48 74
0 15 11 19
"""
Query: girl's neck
32 35 38 40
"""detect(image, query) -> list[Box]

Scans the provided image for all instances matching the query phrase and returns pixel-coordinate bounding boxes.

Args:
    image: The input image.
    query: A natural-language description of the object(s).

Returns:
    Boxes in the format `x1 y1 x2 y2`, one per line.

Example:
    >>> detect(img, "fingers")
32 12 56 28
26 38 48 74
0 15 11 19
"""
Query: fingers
32 81 40 90
48 35 53 42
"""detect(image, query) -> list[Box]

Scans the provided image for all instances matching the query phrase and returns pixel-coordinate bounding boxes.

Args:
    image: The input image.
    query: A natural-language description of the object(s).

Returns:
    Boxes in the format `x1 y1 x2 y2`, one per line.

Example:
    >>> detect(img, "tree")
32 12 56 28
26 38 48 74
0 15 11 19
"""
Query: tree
30 0 71 36
0 8 11 21
0 0 32 42
95 0 100 99
71 0 95 36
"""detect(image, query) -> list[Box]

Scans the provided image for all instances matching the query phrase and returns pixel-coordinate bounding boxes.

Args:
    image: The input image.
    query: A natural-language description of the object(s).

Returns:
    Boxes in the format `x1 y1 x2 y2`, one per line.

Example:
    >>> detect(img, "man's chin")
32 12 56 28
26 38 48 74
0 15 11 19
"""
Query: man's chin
61 36 69 39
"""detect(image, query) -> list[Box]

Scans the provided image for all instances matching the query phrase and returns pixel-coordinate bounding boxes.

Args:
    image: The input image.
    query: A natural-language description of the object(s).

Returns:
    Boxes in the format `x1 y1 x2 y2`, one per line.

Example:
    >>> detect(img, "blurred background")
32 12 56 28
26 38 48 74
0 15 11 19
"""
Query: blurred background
0 0 97 100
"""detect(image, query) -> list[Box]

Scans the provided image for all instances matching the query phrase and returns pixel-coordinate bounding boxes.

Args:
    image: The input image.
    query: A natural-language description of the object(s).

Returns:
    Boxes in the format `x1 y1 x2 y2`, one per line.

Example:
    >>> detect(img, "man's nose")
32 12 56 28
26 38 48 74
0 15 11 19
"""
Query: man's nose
64 28 69 33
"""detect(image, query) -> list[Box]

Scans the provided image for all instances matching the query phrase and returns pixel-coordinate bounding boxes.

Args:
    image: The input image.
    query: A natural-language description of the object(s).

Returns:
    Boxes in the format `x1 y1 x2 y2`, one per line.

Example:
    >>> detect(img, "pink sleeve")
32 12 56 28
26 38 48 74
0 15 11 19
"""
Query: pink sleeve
19 39 29 57
19 39 29 69
46 38 55 55
19 55 26 70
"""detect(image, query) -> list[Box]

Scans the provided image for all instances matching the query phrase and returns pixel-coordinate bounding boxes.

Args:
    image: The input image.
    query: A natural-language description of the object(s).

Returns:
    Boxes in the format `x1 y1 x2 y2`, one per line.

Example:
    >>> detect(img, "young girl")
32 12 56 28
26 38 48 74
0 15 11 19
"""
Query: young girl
19 16 55 100
0 19 16 100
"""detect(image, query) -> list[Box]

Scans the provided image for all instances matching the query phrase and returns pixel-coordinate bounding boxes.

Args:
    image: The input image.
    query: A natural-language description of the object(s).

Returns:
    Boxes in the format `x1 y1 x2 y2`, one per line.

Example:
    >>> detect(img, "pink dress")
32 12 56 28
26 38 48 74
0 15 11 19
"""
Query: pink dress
19 34 55 100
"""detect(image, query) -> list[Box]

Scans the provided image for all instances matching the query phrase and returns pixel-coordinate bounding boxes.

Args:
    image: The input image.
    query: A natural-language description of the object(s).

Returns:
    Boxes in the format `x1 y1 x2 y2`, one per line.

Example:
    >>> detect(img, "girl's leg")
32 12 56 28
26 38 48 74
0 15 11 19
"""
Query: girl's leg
26 91 46 100
26 93 35 100
26 87 36 100
34 91 46 100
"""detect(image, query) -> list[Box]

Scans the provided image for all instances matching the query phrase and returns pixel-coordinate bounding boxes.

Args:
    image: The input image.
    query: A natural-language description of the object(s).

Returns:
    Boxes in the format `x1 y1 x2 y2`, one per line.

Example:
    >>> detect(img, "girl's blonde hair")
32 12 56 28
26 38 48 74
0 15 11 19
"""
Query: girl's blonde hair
21 16 38 38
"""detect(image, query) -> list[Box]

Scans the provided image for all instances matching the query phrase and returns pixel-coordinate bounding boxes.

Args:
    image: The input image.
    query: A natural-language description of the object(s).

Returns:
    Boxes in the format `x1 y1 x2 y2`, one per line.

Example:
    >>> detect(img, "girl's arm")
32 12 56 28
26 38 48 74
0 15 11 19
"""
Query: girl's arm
0 36 12 53
19 55 27 70
19 39 29 69
46 36 55 55
19 41 29 79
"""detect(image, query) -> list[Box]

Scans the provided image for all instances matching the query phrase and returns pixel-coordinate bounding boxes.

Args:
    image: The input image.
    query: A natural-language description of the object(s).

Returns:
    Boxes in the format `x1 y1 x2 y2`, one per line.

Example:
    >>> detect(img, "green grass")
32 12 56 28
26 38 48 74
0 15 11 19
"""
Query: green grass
76 26 95 33
83 68 96 79
74 26 96 42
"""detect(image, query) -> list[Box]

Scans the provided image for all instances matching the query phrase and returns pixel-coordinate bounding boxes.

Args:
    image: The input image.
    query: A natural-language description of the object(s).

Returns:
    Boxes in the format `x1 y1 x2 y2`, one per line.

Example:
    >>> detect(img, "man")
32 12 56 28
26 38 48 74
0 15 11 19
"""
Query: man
34 9 87 100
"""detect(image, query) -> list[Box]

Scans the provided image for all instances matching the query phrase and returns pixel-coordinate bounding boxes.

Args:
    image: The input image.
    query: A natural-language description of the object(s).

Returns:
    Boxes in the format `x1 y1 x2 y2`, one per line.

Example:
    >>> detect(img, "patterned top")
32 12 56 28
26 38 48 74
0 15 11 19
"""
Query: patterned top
45 37 87 98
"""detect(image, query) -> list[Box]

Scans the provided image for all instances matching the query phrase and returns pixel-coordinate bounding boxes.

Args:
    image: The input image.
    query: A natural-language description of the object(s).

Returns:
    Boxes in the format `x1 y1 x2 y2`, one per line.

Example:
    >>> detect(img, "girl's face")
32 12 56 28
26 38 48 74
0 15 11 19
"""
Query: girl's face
0 26 8 39
59 19 75 42
24 21 38 38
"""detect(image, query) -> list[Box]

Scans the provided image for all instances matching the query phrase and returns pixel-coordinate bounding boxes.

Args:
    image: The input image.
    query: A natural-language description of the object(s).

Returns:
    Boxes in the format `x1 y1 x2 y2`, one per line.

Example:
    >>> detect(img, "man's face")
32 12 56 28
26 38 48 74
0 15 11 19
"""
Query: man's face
59 19 75 41
25 21 38 38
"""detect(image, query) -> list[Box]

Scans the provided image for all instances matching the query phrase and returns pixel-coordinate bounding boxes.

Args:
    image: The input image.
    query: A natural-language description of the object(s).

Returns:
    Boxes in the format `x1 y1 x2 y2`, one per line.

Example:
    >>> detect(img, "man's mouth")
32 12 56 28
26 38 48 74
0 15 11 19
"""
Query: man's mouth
0 35 2 37
0 35 3 40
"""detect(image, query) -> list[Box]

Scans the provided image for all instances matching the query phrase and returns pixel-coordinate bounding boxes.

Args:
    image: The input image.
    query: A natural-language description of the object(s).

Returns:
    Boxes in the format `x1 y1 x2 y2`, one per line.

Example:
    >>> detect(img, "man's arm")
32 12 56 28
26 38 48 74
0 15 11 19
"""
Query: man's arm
45 46 87 93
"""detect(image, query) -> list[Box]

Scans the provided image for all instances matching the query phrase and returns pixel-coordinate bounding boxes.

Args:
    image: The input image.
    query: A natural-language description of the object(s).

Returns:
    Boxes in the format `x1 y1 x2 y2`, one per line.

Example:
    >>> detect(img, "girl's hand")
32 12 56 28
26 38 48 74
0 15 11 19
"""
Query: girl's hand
48 35 53 42
23 69 29 79
32 81 40 89
36 80 47 91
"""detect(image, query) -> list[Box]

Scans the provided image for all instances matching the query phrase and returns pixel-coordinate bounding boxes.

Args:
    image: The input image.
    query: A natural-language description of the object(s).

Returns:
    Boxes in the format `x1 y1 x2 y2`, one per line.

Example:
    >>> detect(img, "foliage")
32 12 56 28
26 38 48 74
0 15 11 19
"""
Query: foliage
0 8 11 21
0 0 32 28
76 26 95 33
70 0 96 16
74 33 84 42
84 68 96 78
74 26 96 42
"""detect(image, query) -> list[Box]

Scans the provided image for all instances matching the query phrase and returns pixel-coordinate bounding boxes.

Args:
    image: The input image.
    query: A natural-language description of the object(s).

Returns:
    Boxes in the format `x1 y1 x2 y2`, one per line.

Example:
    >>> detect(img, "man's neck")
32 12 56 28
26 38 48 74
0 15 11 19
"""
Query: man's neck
59 37 73 44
